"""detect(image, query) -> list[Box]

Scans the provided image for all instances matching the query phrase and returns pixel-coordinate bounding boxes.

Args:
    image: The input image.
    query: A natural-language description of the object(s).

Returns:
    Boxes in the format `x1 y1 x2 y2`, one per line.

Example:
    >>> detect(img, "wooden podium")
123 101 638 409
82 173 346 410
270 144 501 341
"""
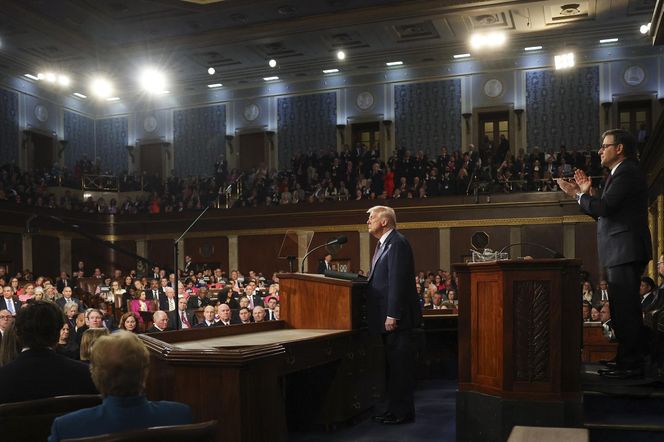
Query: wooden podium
140 273 382 442
454 259 583 441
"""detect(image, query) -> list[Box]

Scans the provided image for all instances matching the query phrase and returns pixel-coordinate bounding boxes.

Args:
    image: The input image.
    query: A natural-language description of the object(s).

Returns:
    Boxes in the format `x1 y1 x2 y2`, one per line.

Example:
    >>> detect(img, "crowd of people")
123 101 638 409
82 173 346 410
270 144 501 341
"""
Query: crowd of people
0 139 612 215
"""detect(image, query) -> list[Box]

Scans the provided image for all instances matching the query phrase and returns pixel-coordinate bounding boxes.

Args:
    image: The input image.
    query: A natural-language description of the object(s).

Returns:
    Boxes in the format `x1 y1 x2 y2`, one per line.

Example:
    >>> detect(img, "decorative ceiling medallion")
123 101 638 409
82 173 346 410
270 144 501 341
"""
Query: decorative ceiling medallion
143 116 158 133
34 104 48 122
356 91 374 110
243 103 260 121
483 79 503 98
623 65 645 87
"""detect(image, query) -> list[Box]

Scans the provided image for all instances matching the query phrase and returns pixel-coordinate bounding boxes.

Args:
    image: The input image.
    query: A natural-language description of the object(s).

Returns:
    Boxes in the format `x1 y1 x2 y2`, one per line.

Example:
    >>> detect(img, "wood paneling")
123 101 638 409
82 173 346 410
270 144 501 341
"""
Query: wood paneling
238 234 286 277
0 233 22 277
148 239 174 272
184 236 229 272
72 238 108 276
575 223 600 283
402 228 439 272
522 224 564 259
32 235 59 278
306 231 359 273
109 240 137 274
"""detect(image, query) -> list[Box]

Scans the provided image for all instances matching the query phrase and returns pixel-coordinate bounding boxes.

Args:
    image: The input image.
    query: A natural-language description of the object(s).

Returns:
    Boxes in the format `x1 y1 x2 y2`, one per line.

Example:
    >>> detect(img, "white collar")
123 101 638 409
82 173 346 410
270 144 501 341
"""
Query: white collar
610 160 624 175
378 229 394 247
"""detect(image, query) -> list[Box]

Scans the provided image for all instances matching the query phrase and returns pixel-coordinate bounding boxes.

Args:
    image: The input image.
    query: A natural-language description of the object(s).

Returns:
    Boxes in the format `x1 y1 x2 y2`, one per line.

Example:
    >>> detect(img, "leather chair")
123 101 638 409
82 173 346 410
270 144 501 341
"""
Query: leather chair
0 394 102 442
61 419 218 442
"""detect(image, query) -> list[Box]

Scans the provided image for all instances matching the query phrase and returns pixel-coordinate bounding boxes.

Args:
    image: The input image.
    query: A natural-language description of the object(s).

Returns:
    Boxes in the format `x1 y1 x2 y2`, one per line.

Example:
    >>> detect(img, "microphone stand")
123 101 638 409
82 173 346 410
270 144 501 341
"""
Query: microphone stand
300 239 343 273
173 204 212 330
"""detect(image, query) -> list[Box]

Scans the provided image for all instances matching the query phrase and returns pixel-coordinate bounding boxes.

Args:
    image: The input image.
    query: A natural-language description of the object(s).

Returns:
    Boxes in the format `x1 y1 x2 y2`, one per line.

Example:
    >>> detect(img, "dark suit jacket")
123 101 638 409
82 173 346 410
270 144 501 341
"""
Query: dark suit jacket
0 297 21 314
194 320 219 328
167 309 198 329
56 296 84 312
0 348 97 404
366 230 422 334
578 159 652 268
317 260 331 275
49 395 192 442
56 279 73 293
146 288 163 302
145 324 170 333
246 293 264 308
641 292 658 312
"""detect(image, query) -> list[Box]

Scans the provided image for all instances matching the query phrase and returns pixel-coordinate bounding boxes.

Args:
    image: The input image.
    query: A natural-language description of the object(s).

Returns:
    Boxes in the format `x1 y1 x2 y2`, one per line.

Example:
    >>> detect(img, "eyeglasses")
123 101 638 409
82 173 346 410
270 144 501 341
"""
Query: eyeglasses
599 143 618 150
0 315 12 320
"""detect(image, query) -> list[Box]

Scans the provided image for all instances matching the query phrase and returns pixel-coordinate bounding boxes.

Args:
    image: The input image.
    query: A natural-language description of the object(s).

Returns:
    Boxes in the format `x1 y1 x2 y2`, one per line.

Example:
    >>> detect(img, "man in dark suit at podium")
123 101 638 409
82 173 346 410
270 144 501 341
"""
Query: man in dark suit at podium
317 253 332 274
558 129 652 379
366 205 421 424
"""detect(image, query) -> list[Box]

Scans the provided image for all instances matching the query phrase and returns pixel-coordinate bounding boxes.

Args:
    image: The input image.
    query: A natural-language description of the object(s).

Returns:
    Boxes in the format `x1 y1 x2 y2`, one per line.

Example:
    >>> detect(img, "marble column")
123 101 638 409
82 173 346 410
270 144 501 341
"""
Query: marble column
228 235 238 271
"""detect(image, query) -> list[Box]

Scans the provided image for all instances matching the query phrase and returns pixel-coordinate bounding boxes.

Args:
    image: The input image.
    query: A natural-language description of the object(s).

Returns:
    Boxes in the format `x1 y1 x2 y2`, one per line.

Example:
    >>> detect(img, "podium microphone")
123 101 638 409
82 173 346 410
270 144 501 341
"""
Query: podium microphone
300 236 347 273
498 242 564 259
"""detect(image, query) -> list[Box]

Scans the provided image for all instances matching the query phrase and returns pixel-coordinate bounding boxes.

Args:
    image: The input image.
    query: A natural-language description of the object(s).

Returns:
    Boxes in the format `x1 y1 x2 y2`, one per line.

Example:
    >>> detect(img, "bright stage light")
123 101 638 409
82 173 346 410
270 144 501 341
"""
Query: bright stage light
208 67 216 75
554 52 575 70
139 68 167 94
268 59 277 68
57 74 70 87
90 77 113 98
45 72 56 83
336 50 346 61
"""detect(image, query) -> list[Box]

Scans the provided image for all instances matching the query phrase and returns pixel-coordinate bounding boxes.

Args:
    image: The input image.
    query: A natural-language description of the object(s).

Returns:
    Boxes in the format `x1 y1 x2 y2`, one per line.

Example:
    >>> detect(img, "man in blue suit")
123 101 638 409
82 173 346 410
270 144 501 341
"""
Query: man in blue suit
366 205 421 424
49 331 192 441
558 129 652 379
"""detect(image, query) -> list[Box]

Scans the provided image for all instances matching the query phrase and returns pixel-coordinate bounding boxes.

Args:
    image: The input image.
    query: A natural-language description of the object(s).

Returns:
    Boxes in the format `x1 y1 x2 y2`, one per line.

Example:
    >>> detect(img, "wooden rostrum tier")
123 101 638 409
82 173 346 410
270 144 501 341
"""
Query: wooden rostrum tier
454 259 583 442
139 273 383 442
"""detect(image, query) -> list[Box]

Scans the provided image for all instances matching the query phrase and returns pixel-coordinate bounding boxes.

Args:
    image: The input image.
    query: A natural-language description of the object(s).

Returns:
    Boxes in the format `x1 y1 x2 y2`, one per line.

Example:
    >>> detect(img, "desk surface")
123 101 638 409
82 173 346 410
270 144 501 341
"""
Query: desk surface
175 328 344 350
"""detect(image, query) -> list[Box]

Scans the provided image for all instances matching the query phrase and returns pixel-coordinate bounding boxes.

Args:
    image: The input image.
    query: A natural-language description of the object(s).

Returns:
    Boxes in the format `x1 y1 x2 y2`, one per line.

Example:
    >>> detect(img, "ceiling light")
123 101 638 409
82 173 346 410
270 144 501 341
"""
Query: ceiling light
207 83 223 88
336 50 346 61
90 77 113 98
24 74 39 80
599 38 618 43
139 68 167 94
208 67 216 75
322 68 339 74
453 53 471 59
37 73 45 80
640 23 651 34
554 52 575 70
268 59 277 68
57 74 70 87
263 76 279 81
45 72 56 83
470 32 506 50
106 97 120 102
73 92 87 99
159 90 170 95
386 61 403 66
524 46 543 51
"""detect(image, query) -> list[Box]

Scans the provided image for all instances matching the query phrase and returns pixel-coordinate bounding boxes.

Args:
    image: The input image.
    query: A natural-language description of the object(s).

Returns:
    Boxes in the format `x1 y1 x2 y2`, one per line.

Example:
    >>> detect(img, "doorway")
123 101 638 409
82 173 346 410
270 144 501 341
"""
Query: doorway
239 133 267 170
139 143 166 181
351 122 380 149
26 131 55 172
477 111 509 163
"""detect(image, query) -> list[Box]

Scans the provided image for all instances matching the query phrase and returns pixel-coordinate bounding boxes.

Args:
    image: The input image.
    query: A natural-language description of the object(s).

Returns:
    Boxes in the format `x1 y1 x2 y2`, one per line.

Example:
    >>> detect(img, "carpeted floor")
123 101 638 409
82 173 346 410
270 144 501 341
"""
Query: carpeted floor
289 379 457 442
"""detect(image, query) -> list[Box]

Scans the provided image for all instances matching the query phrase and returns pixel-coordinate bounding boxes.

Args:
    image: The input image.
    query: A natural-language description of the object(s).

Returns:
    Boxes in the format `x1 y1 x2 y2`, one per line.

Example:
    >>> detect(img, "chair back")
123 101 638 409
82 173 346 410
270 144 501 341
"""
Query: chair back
0 394 102 442
61 419 218 442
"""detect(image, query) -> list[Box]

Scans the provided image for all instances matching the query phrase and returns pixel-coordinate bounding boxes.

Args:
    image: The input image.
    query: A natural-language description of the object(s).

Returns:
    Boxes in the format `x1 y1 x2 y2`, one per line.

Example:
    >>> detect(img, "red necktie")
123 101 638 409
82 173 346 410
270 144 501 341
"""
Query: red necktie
181 311 190 327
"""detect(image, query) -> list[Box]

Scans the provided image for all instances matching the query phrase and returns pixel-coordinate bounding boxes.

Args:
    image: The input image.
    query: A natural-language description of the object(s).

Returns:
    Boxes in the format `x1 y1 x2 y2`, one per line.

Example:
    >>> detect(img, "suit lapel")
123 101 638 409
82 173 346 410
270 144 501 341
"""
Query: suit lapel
369 231 395 281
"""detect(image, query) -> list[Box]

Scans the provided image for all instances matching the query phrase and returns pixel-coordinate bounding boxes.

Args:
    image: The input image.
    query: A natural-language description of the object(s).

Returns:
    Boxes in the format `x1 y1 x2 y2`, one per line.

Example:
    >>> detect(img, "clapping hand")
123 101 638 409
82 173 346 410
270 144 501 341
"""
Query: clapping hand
574 169 592 194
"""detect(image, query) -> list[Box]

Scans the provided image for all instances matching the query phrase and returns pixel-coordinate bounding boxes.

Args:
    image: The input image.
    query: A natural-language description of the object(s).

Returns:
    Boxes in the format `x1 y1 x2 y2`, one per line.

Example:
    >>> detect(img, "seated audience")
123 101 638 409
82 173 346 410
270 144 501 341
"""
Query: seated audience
80 328 110 362
146 310 169 333
0 301 97 404
55 322 79 360
0 285 21 316
640 276 658 313
582 301 592 322
168 298 196 329
590 305 601 322
238 307 252 324
119 312 139 333
195 305 218 327
252 305 267 323
216 303 235 326
265 296 278 320
76 308 104 343
0 309 12 337
48 331 192 442
0 322 17 366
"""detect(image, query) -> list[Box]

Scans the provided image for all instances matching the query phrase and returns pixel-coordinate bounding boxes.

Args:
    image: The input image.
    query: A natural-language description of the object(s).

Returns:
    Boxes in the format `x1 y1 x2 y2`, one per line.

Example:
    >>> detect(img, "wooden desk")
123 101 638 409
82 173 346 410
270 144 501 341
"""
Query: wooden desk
140 273 383 442
582 321 617 363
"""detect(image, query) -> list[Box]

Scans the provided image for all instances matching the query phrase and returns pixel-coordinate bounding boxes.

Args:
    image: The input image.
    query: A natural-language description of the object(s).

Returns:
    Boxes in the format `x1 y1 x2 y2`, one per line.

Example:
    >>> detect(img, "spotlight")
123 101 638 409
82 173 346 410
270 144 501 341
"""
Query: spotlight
45 72 56 83
24 74 39 81
57 74 70 87
524 46 543 51
599 38 618 44
554 52 575 70
336 50 346 61
139 68 167 94
207 83 223 88
268 59 277 68
263 76 279 81
470 32 506 50
640 23 651 35
453 53 471 59
322 68 339 74
386 61 403 66
73 92 87 99
208 67 216 75
90 77 113 98
106 97 120 102
37 73 45 80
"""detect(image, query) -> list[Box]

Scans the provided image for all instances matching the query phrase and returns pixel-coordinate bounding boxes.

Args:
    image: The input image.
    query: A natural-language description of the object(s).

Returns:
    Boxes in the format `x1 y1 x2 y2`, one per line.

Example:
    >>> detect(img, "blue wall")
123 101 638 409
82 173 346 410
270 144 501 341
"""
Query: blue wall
95 117 129 173
63 110 95 170
394 79 462 157
277 92 337 167
0 88 19 165
526 66 600 150
173 104 226 177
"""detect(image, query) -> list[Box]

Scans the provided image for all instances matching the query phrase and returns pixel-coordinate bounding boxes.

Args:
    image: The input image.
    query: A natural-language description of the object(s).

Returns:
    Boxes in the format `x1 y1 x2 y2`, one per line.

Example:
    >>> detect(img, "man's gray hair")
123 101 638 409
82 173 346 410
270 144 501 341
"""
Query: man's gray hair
367 205 397 227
